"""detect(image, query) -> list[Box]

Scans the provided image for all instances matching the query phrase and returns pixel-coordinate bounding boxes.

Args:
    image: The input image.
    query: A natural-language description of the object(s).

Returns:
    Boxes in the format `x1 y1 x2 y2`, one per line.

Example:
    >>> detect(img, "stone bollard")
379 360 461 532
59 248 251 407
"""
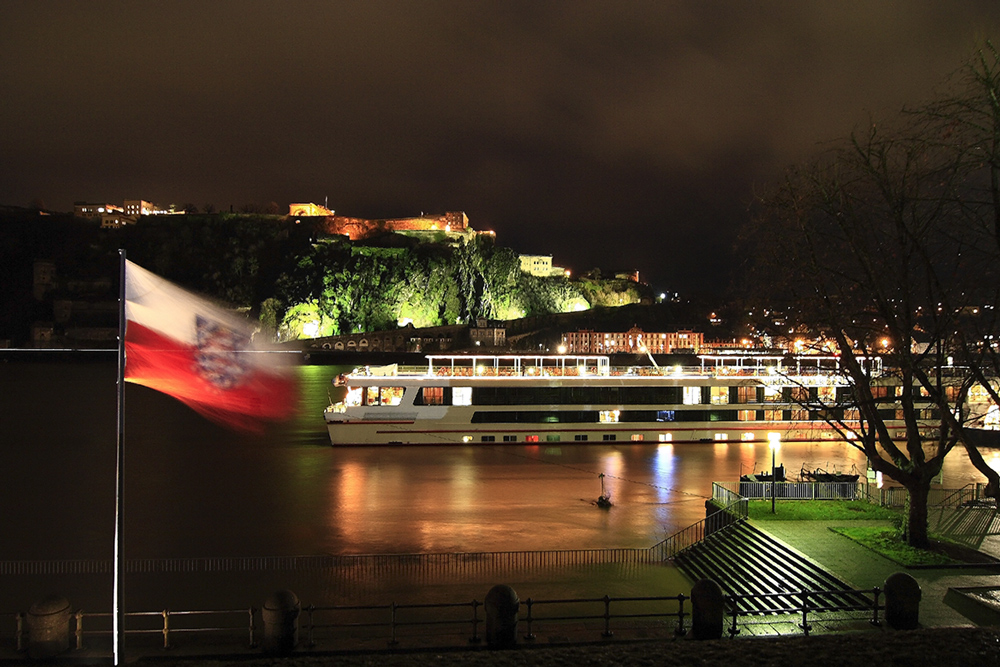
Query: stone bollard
484 584 519 649
884 572 921 630
26 594 71 659
690 579 725 640
261 589 300 655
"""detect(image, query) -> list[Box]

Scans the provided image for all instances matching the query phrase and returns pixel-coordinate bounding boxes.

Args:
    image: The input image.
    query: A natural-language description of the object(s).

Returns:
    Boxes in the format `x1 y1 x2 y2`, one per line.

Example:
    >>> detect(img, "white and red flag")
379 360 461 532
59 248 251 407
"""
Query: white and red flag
124 260 297 430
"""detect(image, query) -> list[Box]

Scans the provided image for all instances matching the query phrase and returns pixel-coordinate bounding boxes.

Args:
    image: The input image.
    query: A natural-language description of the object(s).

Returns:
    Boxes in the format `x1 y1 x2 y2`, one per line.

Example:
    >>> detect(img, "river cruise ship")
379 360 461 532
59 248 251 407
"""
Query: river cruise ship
323 354 927 446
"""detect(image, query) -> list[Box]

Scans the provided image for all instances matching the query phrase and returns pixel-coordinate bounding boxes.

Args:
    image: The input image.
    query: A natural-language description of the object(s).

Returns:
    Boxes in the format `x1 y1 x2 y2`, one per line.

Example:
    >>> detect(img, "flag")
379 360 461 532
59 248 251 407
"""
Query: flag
124 260 297 430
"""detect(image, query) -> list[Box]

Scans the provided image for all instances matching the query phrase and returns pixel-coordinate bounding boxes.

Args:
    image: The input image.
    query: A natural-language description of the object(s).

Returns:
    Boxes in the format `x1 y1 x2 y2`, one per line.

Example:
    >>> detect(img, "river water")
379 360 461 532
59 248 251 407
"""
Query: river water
2 358 997 611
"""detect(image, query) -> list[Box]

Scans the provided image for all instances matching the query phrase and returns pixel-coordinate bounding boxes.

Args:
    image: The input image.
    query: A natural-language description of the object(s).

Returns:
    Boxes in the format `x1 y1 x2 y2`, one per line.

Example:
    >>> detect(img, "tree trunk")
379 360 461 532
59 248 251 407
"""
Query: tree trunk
904 481 931 549
962 436 1000 499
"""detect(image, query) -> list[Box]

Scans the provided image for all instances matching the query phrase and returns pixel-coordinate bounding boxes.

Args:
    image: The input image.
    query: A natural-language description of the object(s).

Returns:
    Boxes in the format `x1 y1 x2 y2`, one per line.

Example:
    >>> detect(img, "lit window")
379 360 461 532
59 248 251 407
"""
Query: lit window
683 387 701 405
737 410 756 421
657 410 675 422
763 409 782 421
453 387 472 406
763 386 782 403
421 387 444 405
525 434 539 442
631 434 644 441
658 433 672 442
741 432 755 441
546 434 560 442
710 386 729 404
380 386 404 406
462 435 473 443
344 386 363 406
714 433 728 441
599 410 620 423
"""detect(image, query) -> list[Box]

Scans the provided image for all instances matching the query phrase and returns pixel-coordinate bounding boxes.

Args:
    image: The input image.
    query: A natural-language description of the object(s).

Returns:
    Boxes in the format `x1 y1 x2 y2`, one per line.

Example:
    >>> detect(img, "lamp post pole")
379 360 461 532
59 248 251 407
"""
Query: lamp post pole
768 432 781 514
771 445 776 514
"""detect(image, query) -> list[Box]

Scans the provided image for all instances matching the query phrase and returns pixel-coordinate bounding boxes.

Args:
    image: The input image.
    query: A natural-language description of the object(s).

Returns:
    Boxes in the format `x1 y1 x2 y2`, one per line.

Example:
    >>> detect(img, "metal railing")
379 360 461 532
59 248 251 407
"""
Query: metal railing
651 498 748 561
726 587 883 638
715 480 861 501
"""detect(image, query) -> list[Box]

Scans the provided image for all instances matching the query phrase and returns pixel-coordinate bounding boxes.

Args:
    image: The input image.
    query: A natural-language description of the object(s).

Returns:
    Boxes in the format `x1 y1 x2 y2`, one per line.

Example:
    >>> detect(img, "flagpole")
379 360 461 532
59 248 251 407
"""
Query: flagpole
113 250 126 665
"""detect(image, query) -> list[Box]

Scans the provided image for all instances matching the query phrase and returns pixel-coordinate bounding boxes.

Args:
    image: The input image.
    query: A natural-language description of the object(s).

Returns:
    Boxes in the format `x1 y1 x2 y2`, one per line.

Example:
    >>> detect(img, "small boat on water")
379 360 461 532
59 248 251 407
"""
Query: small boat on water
798 464 860 483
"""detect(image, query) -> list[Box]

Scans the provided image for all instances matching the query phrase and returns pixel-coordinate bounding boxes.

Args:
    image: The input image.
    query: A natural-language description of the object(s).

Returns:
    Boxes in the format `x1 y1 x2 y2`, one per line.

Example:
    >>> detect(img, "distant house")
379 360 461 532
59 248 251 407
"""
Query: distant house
562 327 704 354
519 254 568 277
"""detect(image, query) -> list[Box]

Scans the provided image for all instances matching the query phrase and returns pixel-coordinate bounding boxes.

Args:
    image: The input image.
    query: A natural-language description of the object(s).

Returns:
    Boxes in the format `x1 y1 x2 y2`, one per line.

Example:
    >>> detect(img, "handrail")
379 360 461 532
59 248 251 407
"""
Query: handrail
726 587 883 637
651 498 748 560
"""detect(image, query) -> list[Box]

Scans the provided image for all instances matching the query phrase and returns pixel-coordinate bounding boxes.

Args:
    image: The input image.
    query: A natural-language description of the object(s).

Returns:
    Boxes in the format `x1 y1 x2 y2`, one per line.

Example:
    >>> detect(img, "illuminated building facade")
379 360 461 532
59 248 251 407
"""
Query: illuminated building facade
562 327 704 354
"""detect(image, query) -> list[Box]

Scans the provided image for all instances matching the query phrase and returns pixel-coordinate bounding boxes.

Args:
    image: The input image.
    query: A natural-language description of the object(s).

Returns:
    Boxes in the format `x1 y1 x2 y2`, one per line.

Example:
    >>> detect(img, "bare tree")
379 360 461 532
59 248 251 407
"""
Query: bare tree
747 102 999 547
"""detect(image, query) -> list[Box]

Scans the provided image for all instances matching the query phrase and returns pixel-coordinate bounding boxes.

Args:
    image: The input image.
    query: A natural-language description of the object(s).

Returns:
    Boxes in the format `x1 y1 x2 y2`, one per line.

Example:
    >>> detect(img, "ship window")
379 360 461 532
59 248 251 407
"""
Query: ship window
656 410 675 422
603 434 617 441
714 433 728 440
658 433 672 442
380 386 404 406
546 434 560 442
481 435 495 442
503 435 517 442
599 410 620 423
462 435 473 443
420 387 444 405
366 386 379 405
710 386 729 405
844 408 860 421
737 409 756 422
817 386 836 403
791 408 809 421
344 386 363 406
453 386 472 406
575 434 589 441
763 409 782 421
683 387 701 405
631 434 644 441
763 386 782 403
737 386 756 403
525 435 539 442
741 432 755 441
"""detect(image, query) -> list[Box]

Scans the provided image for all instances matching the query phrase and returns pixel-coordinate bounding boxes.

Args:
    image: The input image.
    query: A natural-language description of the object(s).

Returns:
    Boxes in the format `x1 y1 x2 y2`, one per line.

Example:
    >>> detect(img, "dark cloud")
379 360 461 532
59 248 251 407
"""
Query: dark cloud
3 1 1000 294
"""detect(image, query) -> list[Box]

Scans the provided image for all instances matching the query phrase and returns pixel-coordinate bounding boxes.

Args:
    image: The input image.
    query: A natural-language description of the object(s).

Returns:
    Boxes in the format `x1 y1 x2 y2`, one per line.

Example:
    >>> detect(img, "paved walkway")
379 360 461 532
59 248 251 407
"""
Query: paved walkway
751 507 1000 628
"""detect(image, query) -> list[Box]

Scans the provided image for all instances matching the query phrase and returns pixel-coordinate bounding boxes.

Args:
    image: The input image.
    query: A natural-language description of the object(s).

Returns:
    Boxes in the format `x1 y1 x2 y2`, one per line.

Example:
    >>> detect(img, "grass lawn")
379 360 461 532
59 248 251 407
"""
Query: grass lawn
828 526 959 566
747 499 902 521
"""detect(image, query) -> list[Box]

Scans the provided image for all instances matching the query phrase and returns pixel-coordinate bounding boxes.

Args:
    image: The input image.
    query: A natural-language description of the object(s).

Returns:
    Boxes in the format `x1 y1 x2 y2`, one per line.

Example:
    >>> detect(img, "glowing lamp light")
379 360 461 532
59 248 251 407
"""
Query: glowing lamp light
302 320 320 338
557 344 567 354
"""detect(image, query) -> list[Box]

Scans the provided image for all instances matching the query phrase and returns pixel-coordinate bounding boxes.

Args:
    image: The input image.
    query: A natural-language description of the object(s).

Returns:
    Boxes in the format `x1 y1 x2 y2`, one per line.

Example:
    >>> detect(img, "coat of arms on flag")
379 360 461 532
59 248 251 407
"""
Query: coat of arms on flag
123 260 297 430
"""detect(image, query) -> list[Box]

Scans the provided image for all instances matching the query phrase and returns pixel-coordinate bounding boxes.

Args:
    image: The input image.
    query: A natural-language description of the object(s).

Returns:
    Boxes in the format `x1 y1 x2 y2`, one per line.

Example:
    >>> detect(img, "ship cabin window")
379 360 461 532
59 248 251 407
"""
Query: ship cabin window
419 387 446 405
791 408 809 421
462 435 473 443
603 434 617 441
816 386 836 403
710 386 729 405
364 386 405 406
714 433 728 440
737 386 756 403
631 434 644 441
481 435 496 442
525 435 539 442
575 434 589 441
682 386 701 405
599 410 621 423
737 409 756 421
453 386 473 406
502 435 517 442
546 435 560 442
790 387 810 403
657 410 676 422
741 432 755 441
763 409 783 421
843 408 861 421
344 386 363 406
763 386 782 403
658 433 672 442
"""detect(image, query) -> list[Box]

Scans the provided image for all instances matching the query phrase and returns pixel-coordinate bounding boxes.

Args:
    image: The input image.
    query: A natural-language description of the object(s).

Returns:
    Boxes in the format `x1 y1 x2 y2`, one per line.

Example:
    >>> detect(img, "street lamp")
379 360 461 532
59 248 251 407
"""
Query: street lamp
768 432 781 514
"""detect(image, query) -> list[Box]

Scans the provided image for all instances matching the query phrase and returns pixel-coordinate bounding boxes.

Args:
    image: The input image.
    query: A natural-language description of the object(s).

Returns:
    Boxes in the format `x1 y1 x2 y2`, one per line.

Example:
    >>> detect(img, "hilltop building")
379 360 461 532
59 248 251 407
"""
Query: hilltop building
519 254 569 278
288 205 487 242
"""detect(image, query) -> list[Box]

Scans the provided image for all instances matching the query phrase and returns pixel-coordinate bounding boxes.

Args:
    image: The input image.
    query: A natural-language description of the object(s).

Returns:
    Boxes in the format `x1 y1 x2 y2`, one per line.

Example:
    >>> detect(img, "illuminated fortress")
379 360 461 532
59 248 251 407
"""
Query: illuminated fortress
289 204 483 241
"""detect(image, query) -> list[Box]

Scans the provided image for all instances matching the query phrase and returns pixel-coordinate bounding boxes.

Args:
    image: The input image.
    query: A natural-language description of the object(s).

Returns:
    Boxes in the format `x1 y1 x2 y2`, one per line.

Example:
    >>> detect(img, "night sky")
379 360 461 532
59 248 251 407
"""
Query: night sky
3 1 1000 296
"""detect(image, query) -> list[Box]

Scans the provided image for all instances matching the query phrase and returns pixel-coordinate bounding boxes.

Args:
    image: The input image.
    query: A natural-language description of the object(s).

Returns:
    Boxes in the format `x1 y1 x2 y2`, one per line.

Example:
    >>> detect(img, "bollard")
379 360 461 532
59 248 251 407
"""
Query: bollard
484 584 519 649
26 595 72 659
261 590 300 655
690 579 725 640
884 572 921 630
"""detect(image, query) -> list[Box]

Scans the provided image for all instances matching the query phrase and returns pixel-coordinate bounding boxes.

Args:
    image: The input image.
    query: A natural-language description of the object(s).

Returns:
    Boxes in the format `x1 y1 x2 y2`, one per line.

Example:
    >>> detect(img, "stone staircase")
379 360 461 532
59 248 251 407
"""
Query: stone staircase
672 521 872 615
